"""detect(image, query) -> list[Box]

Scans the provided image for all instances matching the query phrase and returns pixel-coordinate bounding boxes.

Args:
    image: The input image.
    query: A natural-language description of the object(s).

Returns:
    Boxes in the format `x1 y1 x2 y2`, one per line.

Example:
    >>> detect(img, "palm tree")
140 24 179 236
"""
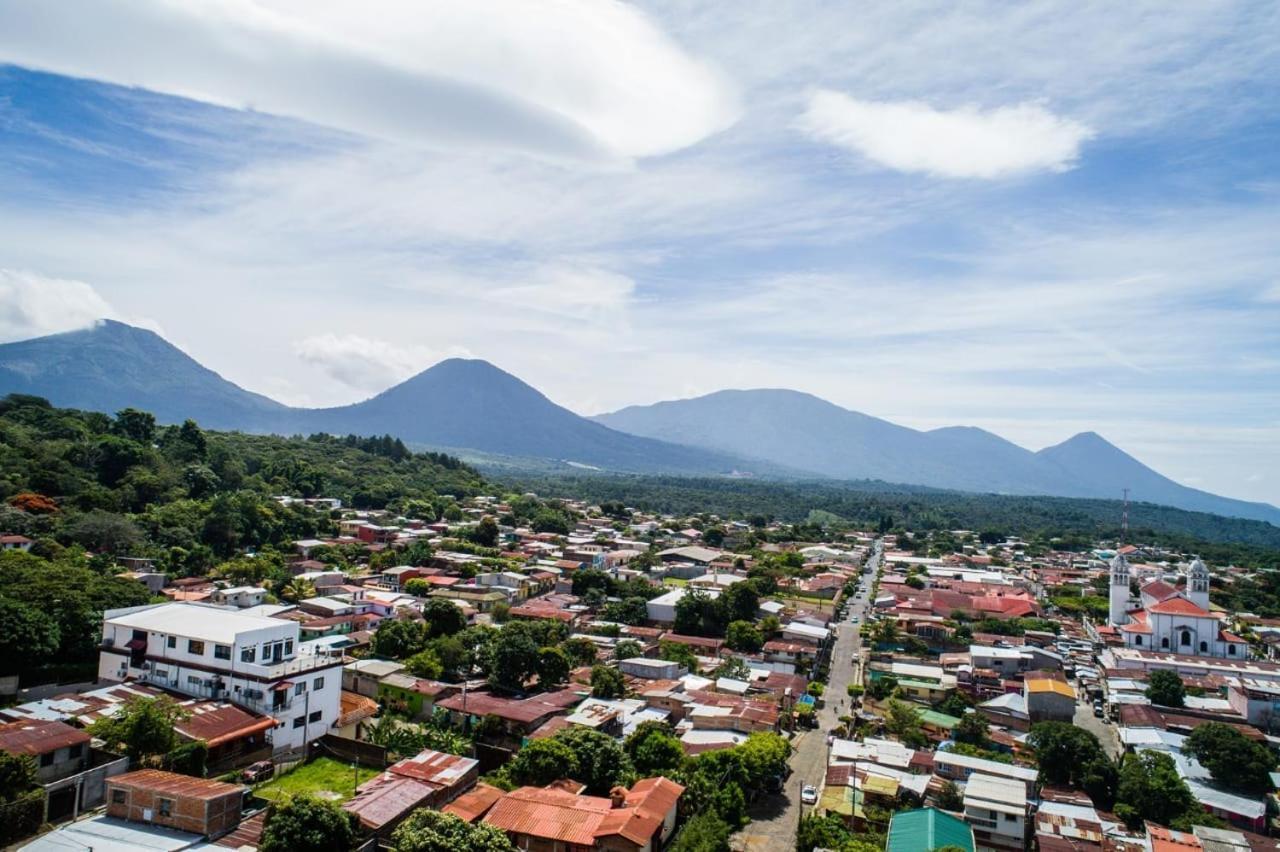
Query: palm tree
279 578 317 603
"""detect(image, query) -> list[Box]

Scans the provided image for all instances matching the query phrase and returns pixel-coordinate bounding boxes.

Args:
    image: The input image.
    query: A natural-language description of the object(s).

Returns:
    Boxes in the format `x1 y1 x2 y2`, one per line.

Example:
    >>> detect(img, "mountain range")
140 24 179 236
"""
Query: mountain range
1 320 1276 525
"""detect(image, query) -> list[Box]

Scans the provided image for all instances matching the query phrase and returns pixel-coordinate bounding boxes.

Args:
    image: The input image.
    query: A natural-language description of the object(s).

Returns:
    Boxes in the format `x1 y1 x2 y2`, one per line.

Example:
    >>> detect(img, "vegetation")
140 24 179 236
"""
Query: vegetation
1027 722 1117 807
89 695 189 765
1113 750 1197 830
259 795 359 852
390 809 516 852
1183 722 1277 794
1145 670 1186 708
254 757 381 803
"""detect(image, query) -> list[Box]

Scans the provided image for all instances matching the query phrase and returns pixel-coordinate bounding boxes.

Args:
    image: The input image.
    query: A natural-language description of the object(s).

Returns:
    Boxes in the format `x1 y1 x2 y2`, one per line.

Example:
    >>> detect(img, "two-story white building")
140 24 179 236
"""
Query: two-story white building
98 603 343 753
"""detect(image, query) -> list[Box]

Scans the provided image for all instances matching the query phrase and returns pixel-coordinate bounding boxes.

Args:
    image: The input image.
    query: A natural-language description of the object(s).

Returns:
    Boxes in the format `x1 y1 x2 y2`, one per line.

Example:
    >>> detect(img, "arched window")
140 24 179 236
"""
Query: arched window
1161 637 1169 649
1180 630 1192 646
1228 645 1237 656
1198 641 1207 653
1134 635 1143 646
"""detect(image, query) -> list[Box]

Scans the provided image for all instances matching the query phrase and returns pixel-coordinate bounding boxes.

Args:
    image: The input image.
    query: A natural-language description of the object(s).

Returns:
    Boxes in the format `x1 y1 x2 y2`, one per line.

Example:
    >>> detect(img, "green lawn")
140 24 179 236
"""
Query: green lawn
662 577 688 587
254 757 382 803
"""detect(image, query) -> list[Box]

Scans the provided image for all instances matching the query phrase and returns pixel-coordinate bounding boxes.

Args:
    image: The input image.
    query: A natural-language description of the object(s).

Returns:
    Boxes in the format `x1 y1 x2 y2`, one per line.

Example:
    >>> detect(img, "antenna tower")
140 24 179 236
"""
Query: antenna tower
1121 487 1130 544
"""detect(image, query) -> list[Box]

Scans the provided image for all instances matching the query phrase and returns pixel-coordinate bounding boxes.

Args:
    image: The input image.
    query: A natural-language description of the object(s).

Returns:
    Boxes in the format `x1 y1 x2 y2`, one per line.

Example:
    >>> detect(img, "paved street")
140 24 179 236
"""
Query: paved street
733 541 882 851
1073 697 1122 759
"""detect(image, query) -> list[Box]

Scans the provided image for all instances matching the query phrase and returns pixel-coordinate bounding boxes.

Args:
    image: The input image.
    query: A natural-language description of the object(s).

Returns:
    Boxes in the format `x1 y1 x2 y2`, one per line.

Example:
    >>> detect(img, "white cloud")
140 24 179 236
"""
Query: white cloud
293 333 468 395
0 268 122 341
798 91 1094 178
0 0 738 161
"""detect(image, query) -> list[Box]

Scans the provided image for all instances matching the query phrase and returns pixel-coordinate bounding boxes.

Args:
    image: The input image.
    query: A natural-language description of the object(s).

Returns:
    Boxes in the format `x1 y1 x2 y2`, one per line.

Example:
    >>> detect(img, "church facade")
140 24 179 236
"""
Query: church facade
1108 554 1247 658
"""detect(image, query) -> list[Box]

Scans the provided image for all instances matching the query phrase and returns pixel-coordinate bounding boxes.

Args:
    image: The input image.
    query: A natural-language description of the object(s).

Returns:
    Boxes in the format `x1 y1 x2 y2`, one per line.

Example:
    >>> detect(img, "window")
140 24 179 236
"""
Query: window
295 682 306 696
1004 813 1017 822
112 789 127 804
40 752 53 767
309 710 322 722
1199 641 1208 653
1161 637 1170 649
188 639 205 655
188 675 202 686
241 647 256 663
1180 630 1192 647
69 743 84 759
166 635 176 649
214 644 231 660
1134 636 1143 646
1229 645 1237 656
313 677 325 691
153 669 169 679
293 717 305 729
285 639 294 655
158 798 173 817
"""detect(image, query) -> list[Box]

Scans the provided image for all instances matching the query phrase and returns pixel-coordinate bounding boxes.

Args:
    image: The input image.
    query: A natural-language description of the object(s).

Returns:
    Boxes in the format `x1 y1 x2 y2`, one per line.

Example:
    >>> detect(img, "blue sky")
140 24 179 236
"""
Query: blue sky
0 1 1277 505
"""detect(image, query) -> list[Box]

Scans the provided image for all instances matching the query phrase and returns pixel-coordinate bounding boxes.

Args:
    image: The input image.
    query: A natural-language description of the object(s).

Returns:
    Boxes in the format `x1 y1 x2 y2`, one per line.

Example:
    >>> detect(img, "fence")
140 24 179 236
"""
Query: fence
309 734 389 768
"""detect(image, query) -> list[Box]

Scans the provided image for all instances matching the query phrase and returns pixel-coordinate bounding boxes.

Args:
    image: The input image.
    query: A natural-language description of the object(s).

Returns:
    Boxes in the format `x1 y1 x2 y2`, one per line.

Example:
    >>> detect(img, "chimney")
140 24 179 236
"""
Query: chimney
609 786 628 809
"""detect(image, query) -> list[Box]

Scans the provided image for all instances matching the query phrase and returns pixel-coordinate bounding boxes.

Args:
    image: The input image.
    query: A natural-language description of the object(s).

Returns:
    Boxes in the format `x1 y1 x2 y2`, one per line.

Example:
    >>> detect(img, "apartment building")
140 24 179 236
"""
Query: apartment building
98 603 343 753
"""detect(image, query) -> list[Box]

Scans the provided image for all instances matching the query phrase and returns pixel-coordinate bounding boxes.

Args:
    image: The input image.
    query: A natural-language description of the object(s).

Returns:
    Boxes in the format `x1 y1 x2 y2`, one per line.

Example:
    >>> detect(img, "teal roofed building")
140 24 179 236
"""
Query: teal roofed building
887 807 975 852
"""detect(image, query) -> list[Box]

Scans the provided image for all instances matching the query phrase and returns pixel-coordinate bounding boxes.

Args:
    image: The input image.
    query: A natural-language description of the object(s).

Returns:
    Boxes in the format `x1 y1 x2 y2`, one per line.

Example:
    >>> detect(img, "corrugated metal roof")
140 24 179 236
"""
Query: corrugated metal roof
887 807 975 852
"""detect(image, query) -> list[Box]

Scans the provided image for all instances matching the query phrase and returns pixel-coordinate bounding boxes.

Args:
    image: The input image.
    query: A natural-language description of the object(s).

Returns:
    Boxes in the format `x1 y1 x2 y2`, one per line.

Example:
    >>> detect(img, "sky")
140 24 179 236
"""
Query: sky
0 0 1278 505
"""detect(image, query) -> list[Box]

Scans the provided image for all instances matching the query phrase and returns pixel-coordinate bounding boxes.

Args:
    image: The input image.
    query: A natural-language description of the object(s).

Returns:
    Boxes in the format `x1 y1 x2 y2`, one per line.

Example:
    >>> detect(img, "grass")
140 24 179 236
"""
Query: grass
662 577 688 587
254 757 382 803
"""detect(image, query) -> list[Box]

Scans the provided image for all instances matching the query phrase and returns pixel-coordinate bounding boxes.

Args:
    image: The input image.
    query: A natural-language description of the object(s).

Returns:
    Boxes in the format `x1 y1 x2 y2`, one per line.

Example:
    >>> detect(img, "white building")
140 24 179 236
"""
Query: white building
209 586 268 608
1109 557 1246 659
963 773 1028 852
98 603 343 753
645 587 721 624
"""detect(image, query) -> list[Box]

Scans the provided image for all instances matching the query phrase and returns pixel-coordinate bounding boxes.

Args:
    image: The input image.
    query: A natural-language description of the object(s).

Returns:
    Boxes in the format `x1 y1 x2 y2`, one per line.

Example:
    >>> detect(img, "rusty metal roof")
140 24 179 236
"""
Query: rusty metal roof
108 769 244 801
0 719 89 755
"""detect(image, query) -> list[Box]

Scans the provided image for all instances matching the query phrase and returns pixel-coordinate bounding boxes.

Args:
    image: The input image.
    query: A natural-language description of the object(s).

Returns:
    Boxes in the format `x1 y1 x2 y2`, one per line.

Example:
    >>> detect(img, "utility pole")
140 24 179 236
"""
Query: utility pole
1121 488 1130 545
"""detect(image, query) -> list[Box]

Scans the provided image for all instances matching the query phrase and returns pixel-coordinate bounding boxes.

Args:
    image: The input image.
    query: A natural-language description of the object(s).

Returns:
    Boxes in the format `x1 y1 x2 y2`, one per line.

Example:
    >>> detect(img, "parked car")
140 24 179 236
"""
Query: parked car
801 784 818 805
241 760 274 783
1092 701 1104 718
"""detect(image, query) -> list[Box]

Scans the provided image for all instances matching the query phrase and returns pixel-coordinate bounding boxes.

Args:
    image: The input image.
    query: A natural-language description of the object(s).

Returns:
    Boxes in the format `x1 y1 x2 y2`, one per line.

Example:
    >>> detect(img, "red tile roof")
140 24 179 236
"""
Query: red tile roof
1147 598 1211 617
1141 580 1179 601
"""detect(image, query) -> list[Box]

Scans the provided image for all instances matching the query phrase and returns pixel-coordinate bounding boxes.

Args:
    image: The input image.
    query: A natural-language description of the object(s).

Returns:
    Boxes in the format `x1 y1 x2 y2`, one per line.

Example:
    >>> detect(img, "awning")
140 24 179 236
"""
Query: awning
125 638 147 650
272 681 295 691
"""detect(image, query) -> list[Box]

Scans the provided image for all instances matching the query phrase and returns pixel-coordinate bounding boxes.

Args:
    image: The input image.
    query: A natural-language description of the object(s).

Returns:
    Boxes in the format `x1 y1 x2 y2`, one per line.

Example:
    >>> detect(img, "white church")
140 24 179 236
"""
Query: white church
1108 553 1248 658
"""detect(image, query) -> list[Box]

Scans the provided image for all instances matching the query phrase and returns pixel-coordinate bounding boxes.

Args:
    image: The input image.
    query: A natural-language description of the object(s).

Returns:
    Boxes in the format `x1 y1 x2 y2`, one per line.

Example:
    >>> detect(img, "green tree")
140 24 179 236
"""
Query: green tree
669 811 731 852
659 640 699 672
113 408 157 444
390 809 516 852
866 675 898 701
675 588 727 637
725 620 763 653
1115 750 1196 829
1184 722 1277 794
552 726 634 795
625 722 685 776
485 628 540 693
507 738 581 787
590 664 626 698
884 699 928 749
0 599 60 674
536 646 570 688
614 638 643 661
737 732 791 789
1145 669 1186 708
953 712 989 747
279 577 316 603
404 648 444 680
937 780 963 811
90 696 189 764
0 751 37 801
1027 722 1108 786
259 795 359 852
718 582 760 623
373 618 427 660
469 516 500 548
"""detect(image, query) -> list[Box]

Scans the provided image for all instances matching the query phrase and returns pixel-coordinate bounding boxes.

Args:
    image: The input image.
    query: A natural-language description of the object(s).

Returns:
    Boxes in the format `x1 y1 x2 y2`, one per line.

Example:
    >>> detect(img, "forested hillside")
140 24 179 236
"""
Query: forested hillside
0 394 484 570
500 473 1280 569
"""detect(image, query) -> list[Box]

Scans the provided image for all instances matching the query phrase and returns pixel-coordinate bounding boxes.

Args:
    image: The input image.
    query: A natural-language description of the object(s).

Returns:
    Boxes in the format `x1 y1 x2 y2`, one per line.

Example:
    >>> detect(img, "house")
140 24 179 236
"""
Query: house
962 773 1029 852
620 658 684 680
376 674 456 720
0 720 91 786
97 602 344 752
483 778 684 852
105 769 244 838
933 751 1038 796
645 587 721 625
334 691 379 740
208 586 267 608
1024 675 1076 723
343 659 405 697
343 748 478 836
0 534 33 551
888 808 976 852
436 689 582 741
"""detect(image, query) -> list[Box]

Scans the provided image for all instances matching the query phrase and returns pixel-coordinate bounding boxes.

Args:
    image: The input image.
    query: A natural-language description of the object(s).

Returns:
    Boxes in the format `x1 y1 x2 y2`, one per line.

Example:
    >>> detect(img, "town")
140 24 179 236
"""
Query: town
1 403 1278 852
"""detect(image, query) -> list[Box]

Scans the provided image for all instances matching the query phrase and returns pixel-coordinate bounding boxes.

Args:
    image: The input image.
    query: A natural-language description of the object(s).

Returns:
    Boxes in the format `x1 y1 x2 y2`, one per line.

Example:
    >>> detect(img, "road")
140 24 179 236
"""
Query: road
1073 696 1122 759
733 541 882 852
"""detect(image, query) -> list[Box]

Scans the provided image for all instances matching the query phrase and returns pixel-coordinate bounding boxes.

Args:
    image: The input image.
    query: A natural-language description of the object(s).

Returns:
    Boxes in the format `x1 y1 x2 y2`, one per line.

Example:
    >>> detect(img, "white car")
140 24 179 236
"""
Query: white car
801 784 818 804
